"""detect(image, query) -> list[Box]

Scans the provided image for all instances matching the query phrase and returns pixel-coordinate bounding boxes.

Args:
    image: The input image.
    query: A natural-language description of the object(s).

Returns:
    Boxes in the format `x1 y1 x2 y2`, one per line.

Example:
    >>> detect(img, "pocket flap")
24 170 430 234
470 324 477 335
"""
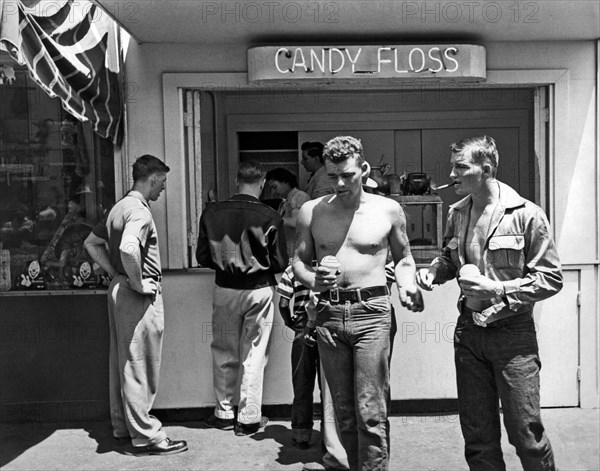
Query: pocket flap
489 235 524 251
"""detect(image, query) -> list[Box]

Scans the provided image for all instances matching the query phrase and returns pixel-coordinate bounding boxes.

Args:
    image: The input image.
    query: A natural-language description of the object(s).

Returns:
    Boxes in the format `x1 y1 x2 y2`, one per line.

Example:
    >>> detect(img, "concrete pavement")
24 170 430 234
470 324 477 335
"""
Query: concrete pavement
1 408 598 470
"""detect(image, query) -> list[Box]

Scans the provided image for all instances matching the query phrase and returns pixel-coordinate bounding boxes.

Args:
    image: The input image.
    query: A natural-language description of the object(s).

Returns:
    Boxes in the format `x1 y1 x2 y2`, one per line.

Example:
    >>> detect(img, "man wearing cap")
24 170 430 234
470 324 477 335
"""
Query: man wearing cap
416 135 562 471
293 136 423 470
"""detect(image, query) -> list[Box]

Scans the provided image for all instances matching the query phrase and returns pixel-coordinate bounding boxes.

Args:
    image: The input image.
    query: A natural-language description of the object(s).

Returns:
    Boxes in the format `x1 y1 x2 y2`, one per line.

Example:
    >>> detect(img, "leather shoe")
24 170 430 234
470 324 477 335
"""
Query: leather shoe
145 438 188 455
203 414 235 430
234 416 269 436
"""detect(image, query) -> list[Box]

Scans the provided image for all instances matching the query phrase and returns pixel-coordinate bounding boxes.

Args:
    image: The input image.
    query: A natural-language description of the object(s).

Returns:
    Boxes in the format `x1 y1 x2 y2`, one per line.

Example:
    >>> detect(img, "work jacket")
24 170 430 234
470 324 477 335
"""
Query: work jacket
431 181 563 320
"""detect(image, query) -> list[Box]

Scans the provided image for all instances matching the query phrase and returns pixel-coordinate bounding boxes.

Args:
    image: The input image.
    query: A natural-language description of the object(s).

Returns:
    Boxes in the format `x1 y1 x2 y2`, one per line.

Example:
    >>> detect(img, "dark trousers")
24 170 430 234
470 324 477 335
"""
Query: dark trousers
291 328 321 430
454 311 555 471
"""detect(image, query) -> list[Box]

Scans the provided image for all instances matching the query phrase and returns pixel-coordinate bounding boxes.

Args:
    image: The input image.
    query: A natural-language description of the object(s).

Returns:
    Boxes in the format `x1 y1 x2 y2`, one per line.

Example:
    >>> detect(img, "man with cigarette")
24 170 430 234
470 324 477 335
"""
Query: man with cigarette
416 135 562 470
293 136 423 470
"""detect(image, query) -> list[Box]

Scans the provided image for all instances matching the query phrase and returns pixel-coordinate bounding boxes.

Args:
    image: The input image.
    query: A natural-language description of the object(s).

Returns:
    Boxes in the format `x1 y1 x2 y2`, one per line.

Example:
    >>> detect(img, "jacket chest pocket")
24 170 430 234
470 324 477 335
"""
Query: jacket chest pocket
487 235 525 269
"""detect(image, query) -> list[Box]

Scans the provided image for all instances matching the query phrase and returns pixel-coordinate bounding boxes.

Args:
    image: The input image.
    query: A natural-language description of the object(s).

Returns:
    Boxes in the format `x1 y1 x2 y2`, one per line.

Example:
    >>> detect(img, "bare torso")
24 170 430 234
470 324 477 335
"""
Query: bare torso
464 202 497 310
310 193 392 289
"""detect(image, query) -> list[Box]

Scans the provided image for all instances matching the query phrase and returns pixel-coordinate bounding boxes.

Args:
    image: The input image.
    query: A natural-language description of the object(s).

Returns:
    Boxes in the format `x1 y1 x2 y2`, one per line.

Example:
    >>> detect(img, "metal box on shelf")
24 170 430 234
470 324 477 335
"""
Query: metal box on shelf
388 195 443 265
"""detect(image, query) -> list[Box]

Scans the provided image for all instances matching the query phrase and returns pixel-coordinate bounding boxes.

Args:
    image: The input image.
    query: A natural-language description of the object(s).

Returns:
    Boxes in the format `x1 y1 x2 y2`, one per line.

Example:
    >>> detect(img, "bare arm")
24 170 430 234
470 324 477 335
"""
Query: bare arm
291 203 318 289
84 232 117 278
120 234 157 295
292 202 337 293
388 203 424 312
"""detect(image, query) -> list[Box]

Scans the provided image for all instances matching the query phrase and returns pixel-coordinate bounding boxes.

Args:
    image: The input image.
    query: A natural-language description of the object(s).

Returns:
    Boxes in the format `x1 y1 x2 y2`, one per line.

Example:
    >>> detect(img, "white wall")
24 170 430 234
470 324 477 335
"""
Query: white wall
123 40 599 408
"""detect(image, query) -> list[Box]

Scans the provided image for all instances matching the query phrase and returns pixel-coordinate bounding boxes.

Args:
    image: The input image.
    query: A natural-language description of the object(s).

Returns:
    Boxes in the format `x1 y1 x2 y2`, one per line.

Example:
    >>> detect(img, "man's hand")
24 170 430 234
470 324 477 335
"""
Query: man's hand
302 326 317 348
129 278 158 296
416 267 436 291
399 285 425 312
316 326 337 347
458 275 502 301
278 300 298 329
472 310 492 327
313 266 338 293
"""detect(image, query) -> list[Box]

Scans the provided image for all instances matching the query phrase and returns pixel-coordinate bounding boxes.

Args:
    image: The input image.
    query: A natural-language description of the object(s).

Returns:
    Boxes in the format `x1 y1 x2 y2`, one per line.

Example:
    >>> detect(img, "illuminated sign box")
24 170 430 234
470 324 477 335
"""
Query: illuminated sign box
248 45 486 83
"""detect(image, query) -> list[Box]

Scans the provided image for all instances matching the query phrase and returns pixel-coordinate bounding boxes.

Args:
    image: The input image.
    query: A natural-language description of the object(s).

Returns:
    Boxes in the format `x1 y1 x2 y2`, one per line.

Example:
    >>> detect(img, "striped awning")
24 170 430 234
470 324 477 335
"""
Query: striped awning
0 0 124 144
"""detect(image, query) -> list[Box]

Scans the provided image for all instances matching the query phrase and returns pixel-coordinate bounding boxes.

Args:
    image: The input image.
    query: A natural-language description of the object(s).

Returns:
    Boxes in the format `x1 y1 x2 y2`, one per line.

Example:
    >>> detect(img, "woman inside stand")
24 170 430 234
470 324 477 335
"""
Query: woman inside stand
265 167 311 258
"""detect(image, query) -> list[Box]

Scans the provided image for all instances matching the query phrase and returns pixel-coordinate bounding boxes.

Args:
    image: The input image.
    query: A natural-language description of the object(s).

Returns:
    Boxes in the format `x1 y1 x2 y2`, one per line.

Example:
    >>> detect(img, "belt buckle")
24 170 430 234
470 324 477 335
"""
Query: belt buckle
472 310 488 328
329 288 339 303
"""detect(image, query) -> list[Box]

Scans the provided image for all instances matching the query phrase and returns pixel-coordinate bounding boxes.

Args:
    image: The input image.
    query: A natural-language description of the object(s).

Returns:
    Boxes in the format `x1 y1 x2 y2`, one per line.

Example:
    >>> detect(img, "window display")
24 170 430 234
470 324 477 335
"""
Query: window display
0 64 115 291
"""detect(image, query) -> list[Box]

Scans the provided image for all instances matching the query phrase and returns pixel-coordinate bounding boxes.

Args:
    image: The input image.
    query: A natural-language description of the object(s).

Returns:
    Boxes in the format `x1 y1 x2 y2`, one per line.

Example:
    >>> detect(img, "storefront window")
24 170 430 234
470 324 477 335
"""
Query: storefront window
0 64 115 291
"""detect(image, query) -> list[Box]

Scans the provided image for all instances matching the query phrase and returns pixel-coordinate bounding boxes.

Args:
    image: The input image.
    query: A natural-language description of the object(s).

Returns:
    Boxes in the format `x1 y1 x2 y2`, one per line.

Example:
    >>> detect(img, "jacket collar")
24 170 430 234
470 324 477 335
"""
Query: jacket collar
450 181 526 212
231 193 261 202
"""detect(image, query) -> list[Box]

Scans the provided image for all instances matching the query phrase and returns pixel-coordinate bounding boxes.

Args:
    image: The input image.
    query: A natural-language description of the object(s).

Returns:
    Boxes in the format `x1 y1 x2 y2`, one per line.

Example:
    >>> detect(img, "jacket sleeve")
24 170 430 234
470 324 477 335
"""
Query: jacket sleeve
267 215 289 274
196 211 215 269
500 207 563 310
430 210 459 284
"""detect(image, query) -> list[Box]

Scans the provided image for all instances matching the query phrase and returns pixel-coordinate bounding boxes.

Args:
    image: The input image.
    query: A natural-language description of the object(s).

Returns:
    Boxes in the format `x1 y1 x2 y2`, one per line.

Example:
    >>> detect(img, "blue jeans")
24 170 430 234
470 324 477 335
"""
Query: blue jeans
454 311 555 471
316 295 391 471
291 324 321 431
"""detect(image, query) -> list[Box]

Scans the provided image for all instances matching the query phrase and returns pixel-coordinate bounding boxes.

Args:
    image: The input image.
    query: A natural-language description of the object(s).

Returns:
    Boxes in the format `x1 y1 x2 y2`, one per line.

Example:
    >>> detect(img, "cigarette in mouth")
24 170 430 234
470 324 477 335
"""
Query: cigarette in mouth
435 182 457 190
327 194 337 203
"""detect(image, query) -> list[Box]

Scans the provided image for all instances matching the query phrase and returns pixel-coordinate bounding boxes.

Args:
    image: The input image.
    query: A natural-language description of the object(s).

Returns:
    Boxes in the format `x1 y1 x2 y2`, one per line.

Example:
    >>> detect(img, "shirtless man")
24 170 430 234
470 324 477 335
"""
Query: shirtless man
293 136 423 471
416 136 562 471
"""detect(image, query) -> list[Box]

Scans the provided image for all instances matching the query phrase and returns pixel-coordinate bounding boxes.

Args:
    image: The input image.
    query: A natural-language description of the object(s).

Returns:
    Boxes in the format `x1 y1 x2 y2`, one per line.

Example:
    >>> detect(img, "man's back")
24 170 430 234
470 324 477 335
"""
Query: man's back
196 194 288 288
103 193 161 280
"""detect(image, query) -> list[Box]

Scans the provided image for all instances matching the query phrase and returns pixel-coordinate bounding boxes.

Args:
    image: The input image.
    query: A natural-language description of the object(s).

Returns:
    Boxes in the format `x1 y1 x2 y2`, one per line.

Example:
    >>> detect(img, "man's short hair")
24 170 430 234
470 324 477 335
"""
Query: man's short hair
450 136 499 171
237 161 266 184
132 154 170 182
266 167 298 188
323 136 365 165
301 141 325 162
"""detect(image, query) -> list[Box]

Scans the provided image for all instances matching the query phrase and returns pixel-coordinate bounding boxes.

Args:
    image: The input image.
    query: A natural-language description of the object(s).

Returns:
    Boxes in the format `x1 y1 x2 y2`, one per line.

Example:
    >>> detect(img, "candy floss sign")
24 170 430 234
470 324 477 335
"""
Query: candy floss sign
248 45 486 83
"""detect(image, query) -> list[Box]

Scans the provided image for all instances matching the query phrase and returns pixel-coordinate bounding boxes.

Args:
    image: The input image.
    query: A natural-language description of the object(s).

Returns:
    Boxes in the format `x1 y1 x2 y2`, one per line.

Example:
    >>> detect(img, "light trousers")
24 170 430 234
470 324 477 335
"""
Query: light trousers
211 285 274 424
107 274 167 447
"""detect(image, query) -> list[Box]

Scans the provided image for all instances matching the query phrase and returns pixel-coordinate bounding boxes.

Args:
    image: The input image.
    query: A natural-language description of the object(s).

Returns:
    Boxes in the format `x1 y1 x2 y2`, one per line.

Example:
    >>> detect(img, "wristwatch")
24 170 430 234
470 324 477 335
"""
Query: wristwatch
492 283 506 305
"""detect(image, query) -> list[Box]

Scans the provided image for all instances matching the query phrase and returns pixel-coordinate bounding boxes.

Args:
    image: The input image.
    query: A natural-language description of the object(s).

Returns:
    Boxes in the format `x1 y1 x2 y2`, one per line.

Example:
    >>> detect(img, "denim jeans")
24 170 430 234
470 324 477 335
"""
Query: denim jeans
454 311 556 471
316 295 391 471
291 324 321 431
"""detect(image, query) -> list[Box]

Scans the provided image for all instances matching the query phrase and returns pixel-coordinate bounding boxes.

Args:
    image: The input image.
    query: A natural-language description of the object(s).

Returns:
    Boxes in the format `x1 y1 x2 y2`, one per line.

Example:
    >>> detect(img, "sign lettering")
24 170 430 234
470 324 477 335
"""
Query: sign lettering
248 45 485 83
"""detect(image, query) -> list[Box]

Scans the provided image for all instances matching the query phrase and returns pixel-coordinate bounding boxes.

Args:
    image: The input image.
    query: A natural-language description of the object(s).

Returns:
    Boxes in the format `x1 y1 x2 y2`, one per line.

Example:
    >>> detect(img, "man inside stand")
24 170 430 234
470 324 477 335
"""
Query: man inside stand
301 141 332 199
293 136 424 470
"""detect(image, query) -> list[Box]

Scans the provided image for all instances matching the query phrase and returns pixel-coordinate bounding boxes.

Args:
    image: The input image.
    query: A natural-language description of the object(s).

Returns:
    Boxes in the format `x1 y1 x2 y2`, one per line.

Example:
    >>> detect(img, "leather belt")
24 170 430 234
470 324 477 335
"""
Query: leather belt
322 285 389 304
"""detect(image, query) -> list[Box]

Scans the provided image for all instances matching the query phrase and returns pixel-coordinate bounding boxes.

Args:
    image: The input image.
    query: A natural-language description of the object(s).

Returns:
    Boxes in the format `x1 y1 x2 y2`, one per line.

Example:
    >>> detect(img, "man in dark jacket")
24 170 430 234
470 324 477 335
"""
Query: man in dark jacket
196 161 288 436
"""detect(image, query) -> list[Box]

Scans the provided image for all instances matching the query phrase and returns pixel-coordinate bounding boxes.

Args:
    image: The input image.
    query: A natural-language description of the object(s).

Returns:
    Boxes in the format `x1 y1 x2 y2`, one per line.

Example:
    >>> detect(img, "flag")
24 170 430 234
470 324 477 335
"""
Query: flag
0 0 124 144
